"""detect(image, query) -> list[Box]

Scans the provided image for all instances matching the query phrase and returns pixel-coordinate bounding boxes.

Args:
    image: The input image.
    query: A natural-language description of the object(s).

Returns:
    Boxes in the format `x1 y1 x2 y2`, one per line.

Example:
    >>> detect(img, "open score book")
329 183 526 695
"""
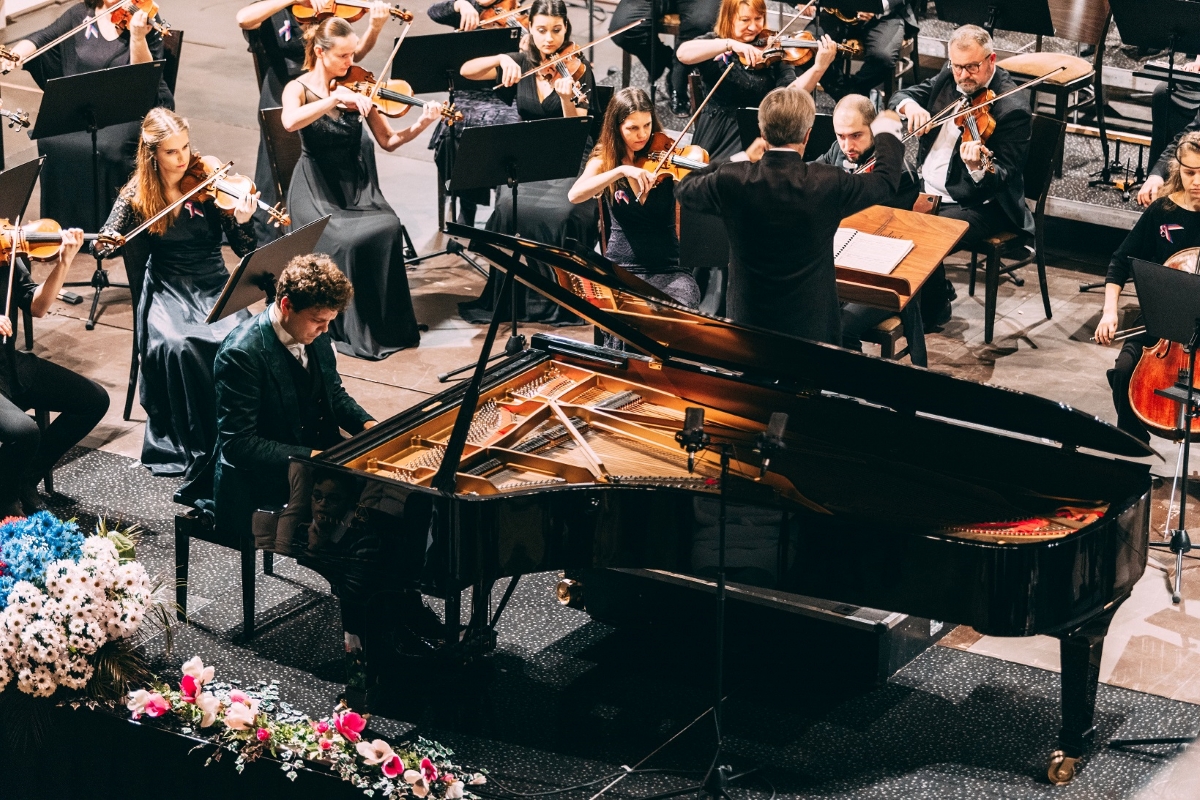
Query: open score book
833 228 914 275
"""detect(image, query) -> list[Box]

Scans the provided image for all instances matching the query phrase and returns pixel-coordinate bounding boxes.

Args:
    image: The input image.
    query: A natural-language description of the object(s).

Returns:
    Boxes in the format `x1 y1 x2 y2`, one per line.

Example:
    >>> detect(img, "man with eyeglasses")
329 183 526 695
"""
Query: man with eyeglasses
888 24 1034 330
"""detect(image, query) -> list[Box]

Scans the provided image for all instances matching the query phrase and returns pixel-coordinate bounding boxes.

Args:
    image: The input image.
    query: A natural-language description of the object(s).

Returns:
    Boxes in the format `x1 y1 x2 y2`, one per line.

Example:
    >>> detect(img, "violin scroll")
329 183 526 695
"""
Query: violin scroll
267 203 292 228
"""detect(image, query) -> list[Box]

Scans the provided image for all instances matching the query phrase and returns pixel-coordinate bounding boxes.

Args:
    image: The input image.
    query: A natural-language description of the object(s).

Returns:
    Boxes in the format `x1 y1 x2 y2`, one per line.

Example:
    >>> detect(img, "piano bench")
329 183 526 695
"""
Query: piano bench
175 508 279 642
862 315 910 362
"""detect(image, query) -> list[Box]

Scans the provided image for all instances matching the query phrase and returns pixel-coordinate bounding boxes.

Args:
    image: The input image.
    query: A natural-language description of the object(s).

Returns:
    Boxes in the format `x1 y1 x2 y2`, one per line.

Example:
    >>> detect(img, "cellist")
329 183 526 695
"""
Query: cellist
1094 132 1200 443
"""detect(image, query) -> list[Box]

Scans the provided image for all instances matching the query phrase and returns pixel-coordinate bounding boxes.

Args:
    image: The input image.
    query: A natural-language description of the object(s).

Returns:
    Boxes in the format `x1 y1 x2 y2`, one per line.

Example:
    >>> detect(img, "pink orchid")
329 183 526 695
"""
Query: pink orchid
314 720 330 734
128 690 171 719
180 674 201 703
334 710 366 743
421 757 439 782
445 780 465 800
181 656 215 687
229 689 250 705
404 770 430 798
257 727 271 741
320 738 333 751
356 738 399 766
145 693 170 717
196 692 221 728
383 755 404 778
469 775 488 785
223 697 260 731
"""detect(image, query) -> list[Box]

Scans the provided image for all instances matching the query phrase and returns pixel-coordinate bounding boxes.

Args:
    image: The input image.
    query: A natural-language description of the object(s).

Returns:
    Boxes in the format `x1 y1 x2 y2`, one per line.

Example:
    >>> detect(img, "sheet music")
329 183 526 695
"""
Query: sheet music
833 227 914 275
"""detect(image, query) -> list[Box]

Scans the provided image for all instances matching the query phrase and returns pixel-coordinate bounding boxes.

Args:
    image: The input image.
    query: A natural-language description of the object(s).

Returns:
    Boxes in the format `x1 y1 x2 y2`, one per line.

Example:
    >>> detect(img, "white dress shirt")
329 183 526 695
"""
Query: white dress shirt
897 95 987 202
269 302 308 369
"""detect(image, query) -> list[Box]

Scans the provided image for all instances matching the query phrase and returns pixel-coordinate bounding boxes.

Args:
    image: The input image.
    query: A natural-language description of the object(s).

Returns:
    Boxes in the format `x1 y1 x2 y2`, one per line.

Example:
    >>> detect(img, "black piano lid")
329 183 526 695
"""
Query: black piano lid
448 223 1154 460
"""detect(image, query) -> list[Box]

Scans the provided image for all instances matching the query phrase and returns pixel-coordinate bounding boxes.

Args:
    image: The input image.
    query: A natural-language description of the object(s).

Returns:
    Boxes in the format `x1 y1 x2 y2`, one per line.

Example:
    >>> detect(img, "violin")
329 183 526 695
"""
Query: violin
0 108 29 130
478 0 529 30
739 29 858 69
536 43 589 107
955 89 997 173
333 65 463 123
0 218 109 262
1128 247 1200 438
110 0 171 37
291 0 413 23
632 131 709 188
179 154 291 228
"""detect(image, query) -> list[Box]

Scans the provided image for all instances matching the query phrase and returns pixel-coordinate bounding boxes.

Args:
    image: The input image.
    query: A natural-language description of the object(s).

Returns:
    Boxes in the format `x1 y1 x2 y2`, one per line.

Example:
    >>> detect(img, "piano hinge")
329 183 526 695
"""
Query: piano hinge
648 359 664 370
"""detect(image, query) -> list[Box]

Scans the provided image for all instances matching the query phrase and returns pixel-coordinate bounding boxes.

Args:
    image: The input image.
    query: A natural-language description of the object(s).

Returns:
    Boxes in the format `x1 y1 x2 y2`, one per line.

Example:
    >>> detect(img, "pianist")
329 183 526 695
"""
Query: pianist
213 256 447 665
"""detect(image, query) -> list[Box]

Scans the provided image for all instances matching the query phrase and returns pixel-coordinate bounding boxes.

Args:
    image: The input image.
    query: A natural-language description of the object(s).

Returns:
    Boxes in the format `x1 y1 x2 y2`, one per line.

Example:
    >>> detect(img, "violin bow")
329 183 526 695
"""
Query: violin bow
495 18 647 89
9 0 154 73
368 18 414 101
853 66 1067 174
486 3 532 25
775 0 817 38
117 162 234 248
1 215 17 345
641 61 736 197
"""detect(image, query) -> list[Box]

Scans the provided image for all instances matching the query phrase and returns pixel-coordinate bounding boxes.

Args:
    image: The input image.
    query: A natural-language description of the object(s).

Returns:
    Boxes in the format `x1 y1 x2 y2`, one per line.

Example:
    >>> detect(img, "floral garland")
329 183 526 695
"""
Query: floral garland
129 657 488 798
0 512 155 698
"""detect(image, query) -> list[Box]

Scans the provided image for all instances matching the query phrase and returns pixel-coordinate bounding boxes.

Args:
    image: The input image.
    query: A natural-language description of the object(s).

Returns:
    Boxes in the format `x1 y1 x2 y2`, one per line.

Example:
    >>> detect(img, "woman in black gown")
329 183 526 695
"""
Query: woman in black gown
676 0 835 161
457 0 598 324
96 109 260 477
237 0 392 245
426 0 521 226
2 0 173 229
569 87 700 308
281 17 444 359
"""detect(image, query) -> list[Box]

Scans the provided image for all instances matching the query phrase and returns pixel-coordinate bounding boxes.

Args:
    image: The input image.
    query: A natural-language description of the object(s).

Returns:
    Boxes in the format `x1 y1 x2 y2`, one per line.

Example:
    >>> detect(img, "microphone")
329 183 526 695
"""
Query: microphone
756 412 788 478
675 407 709 473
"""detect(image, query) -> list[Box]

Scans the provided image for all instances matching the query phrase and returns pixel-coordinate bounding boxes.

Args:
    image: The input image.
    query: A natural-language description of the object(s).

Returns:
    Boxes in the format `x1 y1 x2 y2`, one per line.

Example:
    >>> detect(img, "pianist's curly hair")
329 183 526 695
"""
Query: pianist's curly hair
276 253 354 312
1164 132 1200 199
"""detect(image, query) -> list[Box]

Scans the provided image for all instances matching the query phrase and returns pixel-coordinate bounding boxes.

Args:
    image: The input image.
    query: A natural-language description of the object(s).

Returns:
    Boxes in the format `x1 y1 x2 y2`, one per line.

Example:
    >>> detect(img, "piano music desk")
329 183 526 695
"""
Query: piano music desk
836 205 969 312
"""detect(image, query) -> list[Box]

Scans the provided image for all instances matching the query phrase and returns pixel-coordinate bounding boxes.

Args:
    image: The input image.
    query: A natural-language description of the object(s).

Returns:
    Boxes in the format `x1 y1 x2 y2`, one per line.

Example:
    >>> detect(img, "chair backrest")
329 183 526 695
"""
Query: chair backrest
1024 113 1066 205
591 85 614 143
161 29 184 95
1046 0 1110 47
260 107 302 200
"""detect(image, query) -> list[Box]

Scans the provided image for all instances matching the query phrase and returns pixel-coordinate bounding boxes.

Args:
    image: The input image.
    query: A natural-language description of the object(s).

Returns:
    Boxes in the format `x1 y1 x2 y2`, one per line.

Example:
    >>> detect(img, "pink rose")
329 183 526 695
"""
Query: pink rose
421 757 439 782
256 728 271 741
315 720 330 734
320 738 333 751
334 711 366 743
180 674 200 704
383 755 404 778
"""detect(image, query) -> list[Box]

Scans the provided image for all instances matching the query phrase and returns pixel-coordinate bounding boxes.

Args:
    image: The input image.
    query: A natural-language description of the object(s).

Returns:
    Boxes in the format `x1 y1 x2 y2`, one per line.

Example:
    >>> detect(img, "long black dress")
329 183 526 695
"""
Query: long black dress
99 193 257 476
24 6 173 230
603 179 699 306
288 87 421 359
458 51 598 325
689 33 796 162
245 9 307 245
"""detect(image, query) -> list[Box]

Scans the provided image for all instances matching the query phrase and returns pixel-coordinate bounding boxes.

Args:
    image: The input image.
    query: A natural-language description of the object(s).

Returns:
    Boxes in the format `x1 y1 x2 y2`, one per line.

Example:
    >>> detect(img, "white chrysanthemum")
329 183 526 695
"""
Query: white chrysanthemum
0 657 10 693
0 632 18 660
67 617 87 636
28 664 55 698
82 536 119 563
16 667 35 694
84 620 104 642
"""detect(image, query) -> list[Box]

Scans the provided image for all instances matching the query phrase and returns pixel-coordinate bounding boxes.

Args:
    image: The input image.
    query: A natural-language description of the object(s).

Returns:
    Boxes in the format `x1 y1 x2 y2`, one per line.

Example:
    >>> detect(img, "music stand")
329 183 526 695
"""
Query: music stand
1110 0 1200 102
0 157 44 342
31 61 163 330
207 216 331 324
390 28 522 267
441 116 592 380
935 0 1055 36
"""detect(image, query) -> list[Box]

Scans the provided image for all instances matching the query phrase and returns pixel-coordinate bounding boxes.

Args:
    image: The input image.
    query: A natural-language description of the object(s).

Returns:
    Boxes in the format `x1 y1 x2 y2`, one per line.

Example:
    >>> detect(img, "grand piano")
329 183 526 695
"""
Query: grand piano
274 225 1153 784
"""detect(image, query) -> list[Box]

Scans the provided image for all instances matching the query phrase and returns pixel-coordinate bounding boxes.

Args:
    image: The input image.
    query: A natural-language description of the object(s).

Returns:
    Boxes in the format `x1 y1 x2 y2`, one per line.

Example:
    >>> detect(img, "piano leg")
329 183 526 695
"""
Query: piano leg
1048 606 1116 785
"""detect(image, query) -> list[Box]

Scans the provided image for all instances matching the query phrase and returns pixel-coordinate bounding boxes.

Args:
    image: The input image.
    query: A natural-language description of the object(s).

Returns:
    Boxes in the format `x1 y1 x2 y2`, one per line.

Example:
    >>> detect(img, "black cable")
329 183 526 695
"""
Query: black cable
477 768 706 799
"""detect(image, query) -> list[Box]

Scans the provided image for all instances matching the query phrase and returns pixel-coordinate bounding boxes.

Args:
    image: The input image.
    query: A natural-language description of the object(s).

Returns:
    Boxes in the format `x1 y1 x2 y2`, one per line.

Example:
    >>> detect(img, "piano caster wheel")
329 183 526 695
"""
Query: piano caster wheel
1046 751 1078 786
555 578 585 609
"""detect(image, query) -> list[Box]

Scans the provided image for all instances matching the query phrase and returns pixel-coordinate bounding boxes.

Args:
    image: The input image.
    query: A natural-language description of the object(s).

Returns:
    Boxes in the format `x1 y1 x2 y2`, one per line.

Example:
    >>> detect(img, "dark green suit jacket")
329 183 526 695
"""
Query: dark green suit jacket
212 309 373 538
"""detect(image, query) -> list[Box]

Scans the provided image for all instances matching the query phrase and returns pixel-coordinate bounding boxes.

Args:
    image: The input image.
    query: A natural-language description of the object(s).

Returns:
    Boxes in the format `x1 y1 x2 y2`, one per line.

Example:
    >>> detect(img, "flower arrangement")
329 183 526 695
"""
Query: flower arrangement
130 656 487 798
0 512 158 700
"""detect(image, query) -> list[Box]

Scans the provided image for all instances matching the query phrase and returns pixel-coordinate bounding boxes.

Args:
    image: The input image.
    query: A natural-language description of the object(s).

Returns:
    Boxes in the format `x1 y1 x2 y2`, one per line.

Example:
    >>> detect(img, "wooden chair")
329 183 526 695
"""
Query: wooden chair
964 114 1064 344
621 14 681 89
260 107 302 204
996 0 1110 177
161 29 184 96
121 237 152 421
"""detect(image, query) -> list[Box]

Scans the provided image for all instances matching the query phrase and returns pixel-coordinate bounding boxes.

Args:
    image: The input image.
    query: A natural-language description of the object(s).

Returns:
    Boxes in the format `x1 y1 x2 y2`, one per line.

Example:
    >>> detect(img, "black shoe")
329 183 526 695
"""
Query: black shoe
924 300 953 333
19 483 47 515
671 89 689 116
398 593 447 641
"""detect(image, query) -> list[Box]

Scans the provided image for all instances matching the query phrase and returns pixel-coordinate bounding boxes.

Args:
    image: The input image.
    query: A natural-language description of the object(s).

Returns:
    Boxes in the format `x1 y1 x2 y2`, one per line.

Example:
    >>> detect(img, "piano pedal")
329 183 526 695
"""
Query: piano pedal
1046 750 1079 785
555 577 585 609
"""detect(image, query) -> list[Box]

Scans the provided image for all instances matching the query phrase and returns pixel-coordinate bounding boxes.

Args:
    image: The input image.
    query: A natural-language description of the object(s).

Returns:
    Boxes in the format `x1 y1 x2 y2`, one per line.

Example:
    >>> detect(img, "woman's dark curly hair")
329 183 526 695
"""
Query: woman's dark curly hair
277 254 353 312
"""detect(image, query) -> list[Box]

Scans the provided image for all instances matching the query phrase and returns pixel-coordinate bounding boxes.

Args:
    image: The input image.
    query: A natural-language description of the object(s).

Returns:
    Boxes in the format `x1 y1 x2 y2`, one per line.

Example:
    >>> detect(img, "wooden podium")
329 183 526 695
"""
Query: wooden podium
835 206 969 312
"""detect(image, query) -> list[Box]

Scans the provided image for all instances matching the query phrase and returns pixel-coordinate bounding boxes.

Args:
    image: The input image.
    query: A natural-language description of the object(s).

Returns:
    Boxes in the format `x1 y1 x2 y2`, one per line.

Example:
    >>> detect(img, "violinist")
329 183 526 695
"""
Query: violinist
427 0 521 226
676 0 837 161
94 109 259 478
889 24 1033 329
1095 133 1200 443
568 87 701 309
676 86 905 345
457 0 601 326
237 0 393 243
810 2 917 100
0 230 109 516
281 17 443 359
609 0 720 115
811 93 919 209
1 0 173 229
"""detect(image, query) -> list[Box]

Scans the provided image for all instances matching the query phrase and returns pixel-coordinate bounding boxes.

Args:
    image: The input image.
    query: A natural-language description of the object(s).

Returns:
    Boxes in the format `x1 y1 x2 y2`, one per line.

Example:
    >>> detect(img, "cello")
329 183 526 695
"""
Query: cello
1128 247 1200 437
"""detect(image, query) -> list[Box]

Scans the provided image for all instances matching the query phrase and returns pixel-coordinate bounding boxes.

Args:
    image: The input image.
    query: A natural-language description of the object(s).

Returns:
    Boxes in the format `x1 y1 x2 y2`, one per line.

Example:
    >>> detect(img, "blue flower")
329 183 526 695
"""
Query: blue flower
0 512 84 609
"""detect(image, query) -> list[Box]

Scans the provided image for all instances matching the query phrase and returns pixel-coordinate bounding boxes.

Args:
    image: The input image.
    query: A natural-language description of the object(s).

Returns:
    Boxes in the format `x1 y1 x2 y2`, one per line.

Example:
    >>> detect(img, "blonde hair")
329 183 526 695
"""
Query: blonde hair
304 17 354 71
1165 131 1200 197
714 0 767 40
125 107 189 237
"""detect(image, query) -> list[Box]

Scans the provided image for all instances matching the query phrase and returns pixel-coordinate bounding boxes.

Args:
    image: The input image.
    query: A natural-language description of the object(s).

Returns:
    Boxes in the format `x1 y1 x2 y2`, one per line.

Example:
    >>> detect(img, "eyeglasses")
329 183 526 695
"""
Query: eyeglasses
950 59 989 75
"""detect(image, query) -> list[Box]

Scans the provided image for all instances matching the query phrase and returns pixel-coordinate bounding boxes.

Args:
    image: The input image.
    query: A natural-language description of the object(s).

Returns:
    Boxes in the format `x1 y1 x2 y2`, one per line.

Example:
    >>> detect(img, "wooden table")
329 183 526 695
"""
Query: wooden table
835 205 969 312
